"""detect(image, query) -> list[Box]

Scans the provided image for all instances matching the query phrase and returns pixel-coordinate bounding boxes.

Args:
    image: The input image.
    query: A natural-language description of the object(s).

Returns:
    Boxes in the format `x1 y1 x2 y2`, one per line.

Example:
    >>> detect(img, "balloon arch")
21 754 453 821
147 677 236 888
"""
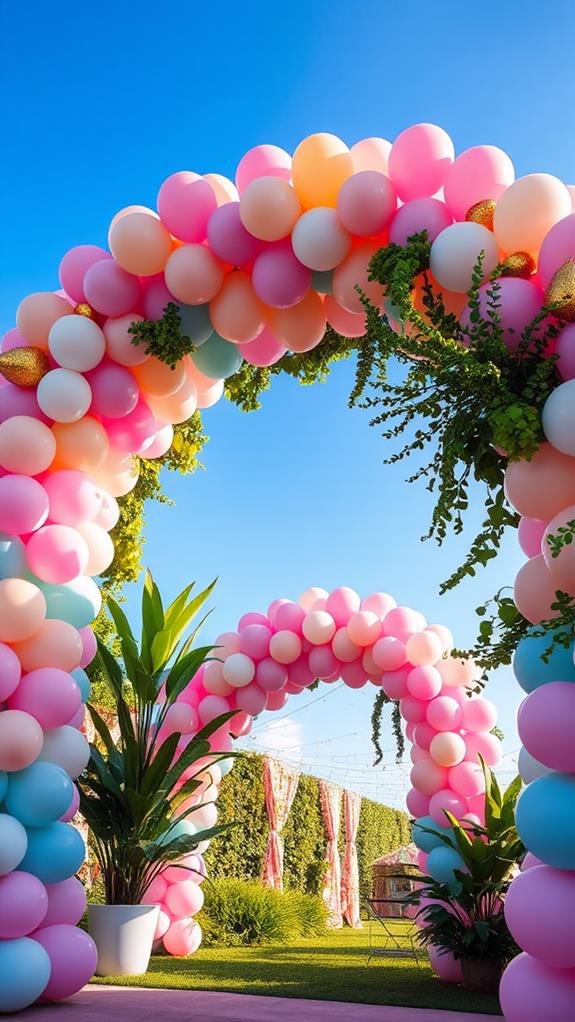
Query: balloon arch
1 124 575 1020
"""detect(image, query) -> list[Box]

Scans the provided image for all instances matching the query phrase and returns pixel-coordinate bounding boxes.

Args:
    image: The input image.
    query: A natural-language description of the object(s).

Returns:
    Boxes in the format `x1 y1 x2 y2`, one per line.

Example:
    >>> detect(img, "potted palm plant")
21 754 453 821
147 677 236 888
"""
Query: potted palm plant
412 764 523 994
78 571 235 977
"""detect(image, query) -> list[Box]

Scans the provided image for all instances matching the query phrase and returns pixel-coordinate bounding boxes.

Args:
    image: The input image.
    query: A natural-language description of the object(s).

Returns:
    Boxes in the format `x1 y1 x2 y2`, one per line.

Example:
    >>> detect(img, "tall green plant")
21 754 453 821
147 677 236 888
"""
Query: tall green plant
412 764 524 963
78 571 236 905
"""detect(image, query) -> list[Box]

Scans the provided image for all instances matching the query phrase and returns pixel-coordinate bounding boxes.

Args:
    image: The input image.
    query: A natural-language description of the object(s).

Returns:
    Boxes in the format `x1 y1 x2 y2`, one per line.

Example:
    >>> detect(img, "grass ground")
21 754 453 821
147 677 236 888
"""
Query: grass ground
92 924 501 1015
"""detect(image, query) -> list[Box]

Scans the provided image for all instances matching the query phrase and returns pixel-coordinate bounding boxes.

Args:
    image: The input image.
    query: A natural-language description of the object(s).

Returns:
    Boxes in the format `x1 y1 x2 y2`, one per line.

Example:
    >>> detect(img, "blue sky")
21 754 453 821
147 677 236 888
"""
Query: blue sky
2 0 574 805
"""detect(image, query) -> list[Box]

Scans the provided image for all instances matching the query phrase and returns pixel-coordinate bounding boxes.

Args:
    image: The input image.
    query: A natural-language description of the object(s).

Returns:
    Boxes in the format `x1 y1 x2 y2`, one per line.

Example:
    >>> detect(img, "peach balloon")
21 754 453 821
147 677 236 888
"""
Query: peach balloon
292 133 354 209
187 363 224 409
0 579 46 642
132 356 186 398
109 211 173 276
493 174 572 256
405 630 443 667
76 522 115 575
204 173 239 205
147 388 197 425
437 656 478 689
332 241 385 314
351 138 392 175
514 554 560 624
16 293 73 349
52 418 110 472
12 620 83 673
324 295 366 337
430 732 466 767
504 443 575 520
239 178 300 241
209 272 265 343
164 245 224 305
270 291 326 352
0 416 56 475
542 504 575 593
0 709 44 771
103 314 149 366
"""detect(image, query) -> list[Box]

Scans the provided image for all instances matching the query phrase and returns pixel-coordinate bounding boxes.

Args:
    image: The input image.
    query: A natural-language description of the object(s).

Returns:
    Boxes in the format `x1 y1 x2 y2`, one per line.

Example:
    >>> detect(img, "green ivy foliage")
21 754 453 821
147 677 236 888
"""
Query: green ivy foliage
204 753 410 904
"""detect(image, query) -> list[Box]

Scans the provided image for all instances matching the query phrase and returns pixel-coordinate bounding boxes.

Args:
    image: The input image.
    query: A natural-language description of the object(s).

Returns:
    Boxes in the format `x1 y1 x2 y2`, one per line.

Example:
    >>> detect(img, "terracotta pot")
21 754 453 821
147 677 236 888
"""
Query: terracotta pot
461 956 503 994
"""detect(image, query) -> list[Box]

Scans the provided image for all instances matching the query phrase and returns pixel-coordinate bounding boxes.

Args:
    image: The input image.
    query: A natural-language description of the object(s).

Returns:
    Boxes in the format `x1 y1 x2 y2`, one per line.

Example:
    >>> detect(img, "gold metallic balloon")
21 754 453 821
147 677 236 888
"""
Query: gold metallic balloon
74 303 96 319
465 199 496 232
499 252 536 279
0 347 50 387
545 261 575 322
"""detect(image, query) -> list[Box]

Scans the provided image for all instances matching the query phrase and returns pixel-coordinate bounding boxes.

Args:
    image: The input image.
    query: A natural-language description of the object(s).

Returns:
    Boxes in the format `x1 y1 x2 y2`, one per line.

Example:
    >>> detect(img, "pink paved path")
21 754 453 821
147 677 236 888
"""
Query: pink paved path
16 987 498 1022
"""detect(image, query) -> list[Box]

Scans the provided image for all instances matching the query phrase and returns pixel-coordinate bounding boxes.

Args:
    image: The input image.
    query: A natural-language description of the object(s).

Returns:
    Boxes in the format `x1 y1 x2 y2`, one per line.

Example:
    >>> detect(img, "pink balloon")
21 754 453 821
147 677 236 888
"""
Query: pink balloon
26 525 89 584
43 471 103 526
460 697 497 733
538 212 575 288
105 397 157 454
337 171 396 236
443 145 514 221
273 601 305 633
390 198 452 246
427 945 463 983
505 866 575 969
461 278 546 353
239 327 287 367
0 709 44 771
332 627 362 663
426 695 463 732
325 586 361 626
267 689 289 711
514 554 559 625
145 424 174 459
410 758 448 796
165 879 204 918
234 682 268 715
79 626 97 669
0 475 49 534
251 245 311 308
383 606 426 637
83 259 141 317
308 645 340 679
59 245 111 303
43 877 87 926
429 789 467 826
406 787 429 818
0 382 48 424
407 666 442 701
2 327 29 353
400 696 428 724
0 642 22 701
340 660 368 688
499 953 575 1022
556 323 575 381
140 275 175 321
157 172 217 243
388 124 454 201
381 667 409 700
464 731 502 768
346 611 381 647
207 203 262 266
287 655 315 689
197 695 230 725
413 721 438 752
163 918 202 956
255 657 288 692
518 682 575 772
59 783 80 822
35 924 98 1001
9 668 81 730
87 363 139 418
0 871 48 937
518 517 547 558
361 592 396 618
235 145 292 194
238 612 269 630
504 442 575 522
239 624 271 660
164 702 198 735
448 761 486 799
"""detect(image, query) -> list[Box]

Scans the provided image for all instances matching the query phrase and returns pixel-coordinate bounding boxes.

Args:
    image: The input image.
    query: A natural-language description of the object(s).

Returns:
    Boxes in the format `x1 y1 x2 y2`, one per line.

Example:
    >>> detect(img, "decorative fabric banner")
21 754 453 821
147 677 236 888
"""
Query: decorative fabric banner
341 788 363 928
319 778 343 927
262 757 300 891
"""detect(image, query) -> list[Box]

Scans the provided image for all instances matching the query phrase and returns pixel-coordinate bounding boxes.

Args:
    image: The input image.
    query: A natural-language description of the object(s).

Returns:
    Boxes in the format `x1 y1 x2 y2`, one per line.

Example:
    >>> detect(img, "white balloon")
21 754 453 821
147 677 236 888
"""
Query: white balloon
0 813 28 875
542 380 575 457
518 745 554 785
48 314 106 371
222 652 255 688
189 802 218 830
38 725 90 778
430 222 500 293
291 208 351 271
37 368 92 423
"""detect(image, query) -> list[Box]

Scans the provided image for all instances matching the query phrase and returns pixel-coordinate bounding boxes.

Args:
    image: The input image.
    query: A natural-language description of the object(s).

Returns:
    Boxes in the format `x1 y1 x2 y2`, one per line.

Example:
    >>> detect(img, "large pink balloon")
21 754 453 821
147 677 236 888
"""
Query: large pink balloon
505 444 575 521
157 172 217 243
461 278 545 353
389 197 452 246
35 924 98 1001
427 944 463 983
0 476 49 535
0 871 48 938
388 124 454 201
504 865 575 968
443 145 514 221
26 525 89 584
537 212 575 288
499 953 575 1022
9 668 81 730
163 918 202 956
0 709 44 771
0 642 22 701
518 682 575 772
514 555 559 624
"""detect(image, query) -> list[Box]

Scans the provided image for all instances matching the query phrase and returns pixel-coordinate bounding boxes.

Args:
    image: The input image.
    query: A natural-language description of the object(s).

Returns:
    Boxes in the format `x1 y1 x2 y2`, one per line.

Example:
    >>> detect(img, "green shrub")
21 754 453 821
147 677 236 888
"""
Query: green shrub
198 878 326 947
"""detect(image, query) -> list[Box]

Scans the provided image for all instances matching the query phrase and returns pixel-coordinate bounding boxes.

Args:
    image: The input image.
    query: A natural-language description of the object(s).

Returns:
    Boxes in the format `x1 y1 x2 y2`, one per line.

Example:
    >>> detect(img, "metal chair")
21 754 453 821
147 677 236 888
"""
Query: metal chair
365 879 424 968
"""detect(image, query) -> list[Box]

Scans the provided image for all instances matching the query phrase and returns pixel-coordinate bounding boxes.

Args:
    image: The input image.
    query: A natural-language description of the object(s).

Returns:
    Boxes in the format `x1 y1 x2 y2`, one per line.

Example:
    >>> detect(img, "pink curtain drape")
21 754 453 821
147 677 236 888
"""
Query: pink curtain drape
341 789 362 928
262 757 300 890
319 778 343 928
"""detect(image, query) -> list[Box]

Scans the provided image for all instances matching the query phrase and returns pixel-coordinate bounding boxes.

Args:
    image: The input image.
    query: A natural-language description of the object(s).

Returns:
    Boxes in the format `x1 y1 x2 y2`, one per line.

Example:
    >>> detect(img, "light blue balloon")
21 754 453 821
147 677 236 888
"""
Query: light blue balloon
384 298 403 323
176 303 213 347
516 773 575 869
311 270 333 294
513 628 575 694
72 667 91 702
190 332 243 380
412 815 453 854
218 756 234 778
0 770 7 802
20 821 85 882
426 845 466 883
39 576 102 629
0 533 26 580
0 938 51 1013
5 762 73 827
168 818 198 841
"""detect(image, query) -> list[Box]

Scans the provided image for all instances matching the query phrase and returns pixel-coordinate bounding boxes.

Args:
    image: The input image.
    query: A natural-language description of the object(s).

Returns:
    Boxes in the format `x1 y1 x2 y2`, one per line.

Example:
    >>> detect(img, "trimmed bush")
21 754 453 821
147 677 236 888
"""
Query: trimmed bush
198 878 327 947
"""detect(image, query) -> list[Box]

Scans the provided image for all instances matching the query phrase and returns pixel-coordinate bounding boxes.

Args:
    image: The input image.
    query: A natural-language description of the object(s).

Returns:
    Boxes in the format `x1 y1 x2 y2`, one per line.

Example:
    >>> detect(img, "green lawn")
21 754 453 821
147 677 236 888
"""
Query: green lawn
92 925 501 1015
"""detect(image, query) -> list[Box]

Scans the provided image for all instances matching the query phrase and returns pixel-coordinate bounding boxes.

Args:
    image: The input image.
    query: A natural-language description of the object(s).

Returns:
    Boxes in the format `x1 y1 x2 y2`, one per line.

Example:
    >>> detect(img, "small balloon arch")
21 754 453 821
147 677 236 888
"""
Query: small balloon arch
1 124 575 1019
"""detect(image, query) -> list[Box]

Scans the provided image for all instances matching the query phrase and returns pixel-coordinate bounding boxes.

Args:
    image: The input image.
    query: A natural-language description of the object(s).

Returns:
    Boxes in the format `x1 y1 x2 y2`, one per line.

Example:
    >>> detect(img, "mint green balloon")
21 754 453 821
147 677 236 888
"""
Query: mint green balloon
311 270 333 294
190 332 243 380
39 576 102 629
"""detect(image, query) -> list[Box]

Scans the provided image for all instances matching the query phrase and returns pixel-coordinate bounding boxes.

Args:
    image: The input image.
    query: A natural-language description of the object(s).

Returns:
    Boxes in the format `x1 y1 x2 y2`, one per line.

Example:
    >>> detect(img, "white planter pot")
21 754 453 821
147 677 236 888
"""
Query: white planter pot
88 904 159 976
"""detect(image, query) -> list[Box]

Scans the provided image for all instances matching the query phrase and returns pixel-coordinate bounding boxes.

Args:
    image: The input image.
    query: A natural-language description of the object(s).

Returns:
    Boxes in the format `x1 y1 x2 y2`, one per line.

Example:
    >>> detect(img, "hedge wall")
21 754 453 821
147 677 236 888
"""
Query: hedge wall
204 753 411 904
